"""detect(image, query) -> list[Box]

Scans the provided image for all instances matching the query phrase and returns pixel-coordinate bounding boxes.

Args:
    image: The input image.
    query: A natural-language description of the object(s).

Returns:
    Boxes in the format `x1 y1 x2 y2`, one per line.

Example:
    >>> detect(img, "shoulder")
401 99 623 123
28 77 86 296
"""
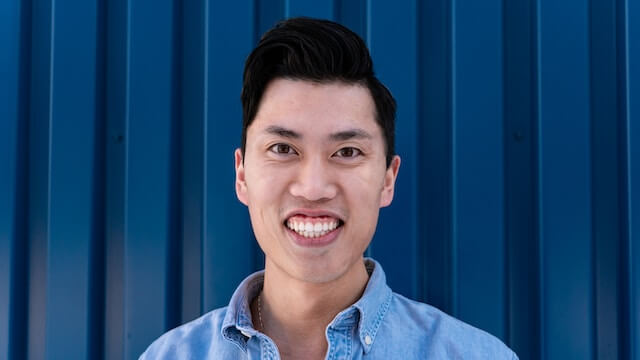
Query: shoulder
373 292 518 359
139 307 244 360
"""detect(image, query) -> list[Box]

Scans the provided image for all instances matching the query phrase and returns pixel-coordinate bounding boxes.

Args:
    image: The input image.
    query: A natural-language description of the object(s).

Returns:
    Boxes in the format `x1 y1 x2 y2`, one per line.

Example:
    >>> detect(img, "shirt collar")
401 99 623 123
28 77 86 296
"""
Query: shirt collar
334 258 393 354
221 271 264 351
221 258 392 354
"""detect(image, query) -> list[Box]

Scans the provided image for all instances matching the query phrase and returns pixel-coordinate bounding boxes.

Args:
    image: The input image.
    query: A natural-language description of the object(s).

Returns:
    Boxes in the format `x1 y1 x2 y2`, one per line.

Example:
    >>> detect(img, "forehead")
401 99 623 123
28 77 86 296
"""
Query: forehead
249 78 380 139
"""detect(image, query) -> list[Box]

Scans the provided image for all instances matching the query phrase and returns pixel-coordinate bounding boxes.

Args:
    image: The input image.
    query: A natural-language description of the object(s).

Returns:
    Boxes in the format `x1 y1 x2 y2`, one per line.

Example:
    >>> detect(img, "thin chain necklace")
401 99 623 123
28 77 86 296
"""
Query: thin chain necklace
257 293 265 331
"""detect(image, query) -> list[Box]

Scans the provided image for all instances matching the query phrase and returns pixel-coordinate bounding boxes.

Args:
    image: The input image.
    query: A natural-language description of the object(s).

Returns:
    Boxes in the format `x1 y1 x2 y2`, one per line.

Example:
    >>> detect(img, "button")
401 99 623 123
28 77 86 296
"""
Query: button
364 335 372 345
240 329 252 338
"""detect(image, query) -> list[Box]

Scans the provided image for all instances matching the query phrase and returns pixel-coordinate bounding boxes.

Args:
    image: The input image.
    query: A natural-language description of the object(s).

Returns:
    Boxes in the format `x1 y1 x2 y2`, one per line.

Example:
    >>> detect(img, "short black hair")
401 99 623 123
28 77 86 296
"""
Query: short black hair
240 17 396 167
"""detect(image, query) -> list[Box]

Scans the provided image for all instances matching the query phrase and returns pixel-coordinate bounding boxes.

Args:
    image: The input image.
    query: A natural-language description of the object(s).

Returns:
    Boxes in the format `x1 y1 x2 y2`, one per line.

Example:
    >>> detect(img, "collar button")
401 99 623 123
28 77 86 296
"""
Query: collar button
364 335 372 345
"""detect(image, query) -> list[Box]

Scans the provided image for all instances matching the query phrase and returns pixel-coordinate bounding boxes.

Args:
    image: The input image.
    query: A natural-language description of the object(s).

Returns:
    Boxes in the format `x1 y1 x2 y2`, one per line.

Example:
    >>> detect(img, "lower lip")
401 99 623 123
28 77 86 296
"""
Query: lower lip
286 225 342 248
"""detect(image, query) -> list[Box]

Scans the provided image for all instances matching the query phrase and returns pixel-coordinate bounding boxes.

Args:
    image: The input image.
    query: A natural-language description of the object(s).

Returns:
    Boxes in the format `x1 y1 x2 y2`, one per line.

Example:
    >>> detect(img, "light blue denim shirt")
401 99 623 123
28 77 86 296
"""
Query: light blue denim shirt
140 259 518 359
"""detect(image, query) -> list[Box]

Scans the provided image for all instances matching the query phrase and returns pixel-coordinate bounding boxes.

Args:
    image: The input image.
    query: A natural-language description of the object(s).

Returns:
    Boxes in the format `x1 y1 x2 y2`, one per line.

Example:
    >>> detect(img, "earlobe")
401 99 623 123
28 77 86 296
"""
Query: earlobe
235 148 249 205
380 155 401 207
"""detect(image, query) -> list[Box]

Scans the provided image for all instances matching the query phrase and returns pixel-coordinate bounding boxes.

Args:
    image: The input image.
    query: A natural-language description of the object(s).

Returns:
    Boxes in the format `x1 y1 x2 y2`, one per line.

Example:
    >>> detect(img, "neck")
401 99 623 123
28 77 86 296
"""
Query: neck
252 258 369 359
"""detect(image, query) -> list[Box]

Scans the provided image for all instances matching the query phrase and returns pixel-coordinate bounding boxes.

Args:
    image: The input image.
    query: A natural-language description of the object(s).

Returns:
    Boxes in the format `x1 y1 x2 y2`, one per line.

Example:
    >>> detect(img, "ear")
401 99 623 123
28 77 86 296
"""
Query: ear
379 155 401 207
235 148 249 206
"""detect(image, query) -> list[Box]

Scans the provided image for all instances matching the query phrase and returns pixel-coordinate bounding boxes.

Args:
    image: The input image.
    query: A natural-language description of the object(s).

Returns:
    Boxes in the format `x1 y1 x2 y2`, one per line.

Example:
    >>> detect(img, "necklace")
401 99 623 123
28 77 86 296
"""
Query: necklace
257 293 265 331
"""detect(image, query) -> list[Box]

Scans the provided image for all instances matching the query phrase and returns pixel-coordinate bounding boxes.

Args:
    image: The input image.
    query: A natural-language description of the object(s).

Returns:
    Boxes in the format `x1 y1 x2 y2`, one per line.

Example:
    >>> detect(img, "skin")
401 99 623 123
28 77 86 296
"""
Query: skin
235 78 401 359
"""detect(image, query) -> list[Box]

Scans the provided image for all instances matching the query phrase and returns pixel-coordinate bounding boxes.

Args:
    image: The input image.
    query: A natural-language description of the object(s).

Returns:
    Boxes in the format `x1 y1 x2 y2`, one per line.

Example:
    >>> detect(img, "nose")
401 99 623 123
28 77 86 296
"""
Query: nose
289 156 338 201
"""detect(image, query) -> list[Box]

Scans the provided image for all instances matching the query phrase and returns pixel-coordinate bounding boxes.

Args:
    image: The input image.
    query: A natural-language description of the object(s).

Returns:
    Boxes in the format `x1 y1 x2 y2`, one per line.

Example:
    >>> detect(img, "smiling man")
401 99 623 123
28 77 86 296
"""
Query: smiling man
141 17 517 360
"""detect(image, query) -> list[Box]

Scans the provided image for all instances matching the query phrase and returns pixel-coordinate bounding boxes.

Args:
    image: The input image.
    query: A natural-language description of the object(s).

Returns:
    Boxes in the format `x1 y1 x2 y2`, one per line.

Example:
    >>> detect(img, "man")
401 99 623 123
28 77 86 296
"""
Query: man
141 17 518 359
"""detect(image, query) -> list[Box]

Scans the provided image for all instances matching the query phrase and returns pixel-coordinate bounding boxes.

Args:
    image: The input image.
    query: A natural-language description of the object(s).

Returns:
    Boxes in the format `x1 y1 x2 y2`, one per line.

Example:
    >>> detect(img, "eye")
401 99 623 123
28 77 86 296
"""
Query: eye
269 143 297 155
333 147 361 158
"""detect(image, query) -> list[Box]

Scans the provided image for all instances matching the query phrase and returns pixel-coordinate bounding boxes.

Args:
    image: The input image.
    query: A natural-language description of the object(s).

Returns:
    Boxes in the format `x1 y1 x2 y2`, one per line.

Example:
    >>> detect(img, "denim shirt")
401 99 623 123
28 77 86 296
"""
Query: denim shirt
140 259 518 359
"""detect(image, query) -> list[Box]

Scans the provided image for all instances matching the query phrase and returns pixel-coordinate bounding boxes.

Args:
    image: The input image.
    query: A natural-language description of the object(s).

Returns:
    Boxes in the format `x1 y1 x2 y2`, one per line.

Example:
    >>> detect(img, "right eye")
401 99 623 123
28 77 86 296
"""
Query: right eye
269 143 297 155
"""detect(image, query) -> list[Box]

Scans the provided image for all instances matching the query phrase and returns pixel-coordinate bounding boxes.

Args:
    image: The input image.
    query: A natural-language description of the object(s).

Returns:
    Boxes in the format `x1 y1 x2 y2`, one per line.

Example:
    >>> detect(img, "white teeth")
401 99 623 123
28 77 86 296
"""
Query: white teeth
286 218 341 239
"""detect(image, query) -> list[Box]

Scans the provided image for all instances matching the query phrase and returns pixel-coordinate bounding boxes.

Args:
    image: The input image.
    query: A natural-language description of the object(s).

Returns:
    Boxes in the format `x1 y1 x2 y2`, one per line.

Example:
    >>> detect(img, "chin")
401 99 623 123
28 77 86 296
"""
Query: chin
288 253 360 284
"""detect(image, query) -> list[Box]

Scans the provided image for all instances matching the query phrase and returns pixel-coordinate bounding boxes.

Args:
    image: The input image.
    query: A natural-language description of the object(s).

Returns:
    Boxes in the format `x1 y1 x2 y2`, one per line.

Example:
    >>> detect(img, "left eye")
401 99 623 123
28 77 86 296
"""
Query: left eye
333 147 361 158
269 143 297 155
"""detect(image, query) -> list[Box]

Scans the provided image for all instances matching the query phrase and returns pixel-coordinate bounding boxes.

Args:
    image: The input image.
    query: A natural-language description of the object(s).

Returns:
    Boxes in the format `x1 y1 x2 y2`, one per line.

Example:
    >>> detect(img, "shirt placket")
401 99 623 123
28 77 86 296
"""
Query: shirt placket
325 325 355 360
245 334 280 360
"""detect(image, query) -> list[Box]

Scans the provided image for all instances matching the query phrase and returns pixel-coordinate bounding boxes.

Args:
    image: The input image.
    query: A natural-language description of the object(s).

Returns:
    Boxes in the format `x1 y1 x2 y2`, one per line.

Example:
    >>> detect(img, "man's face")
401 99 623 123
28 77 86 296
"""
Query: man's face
235 78 400 284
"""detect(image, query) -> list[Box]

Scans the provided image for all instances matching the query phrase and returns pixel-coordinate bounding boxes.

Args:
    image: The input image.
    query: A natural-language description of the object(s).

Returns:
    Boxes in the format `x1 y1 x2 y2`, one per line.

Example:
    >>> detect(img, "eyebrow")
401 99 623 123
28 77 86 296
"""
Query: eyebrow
264 125 373 142
265 125 301 139
329 129 373 141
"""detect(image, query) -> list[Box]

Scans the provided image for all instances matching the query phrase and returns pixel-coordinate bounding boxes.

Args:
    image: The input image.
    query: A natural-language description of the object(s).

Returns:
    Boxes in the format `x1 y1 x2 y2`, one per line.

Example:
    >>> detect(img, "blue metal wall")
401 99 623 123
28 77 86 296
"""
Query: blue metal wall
1 0 638 359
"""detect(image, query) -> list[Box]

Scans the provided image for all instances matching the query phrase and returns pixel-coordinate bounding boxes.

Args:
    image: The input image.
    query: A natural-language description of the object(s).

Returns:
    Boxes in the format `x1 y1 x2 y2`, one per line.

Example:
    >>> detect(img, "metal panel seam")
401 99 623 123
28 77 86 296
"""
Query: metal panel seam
449 0 458 317
201 0 209 314
534 0 545 356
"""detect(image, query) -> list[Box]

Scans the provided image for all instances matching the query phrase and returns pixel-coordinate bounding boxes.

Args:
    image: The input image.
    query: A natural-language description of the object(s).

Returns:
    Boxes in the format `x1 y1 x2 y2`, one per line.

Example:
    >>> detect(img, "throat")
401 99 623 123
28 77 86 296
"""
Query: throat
251 292 329 359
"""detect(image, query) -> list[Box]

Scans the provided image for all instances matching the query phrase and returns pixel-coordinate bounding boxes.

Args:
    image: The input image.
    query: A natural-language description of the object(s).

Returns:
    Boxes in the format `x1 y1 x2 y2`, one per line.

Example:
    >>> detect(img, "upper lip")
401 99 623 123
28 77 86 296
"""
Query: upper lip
284 209 345 222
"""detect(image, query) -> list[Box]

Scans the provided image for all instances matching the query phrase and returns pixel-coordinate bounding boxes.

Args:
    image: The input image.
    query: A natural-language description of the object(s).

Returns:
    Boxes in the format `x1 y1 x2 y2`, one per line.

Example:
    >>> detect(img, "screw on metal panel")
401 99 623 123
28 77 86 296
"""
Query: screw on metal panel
513 131 524 142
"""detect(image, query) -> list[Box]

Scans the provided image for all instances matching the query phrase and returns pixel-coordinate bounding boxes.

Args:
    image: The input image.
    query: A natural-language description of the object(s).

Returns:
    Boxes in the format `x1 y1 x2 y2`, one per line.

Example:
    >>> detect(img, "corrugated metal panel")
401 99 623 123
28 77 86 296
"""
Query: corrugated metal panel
624 1 640 359
1 0 638 359
537 1 593 358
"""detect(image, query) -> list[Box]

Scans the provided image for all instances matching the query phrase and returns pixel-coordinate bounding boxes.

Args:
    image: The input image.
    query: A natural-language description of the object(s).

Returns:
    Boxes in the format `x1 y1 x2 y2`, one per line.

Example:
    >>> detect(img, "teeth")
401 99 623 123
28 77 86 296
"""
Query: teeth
286 218 340 238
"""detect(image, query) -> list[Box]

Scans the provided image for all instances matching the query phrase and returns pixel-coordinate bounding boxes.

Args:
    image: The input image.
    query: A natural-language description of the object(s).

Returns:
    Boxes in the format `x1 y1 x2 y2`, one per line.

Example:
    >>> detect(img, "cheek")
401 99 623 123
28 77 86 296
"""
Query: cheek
245 164 287 198
346 166 386 206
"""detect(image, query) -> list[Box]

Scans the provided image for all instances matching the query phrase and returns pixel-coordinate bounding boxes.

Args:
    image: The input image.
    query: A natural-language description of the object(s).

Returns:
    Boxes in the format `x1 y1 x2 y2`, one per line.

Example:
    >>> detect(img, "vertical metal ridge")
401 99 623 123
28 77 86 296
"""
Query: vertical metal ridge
618 0 639 358
256 0 285 39
44 0 55 354
365 0 371 48
181 0 205 323
533 0 545 356
27 0 54 356
536 0 594 357
501 0 510 345
617 0 633 358
410 0 419 300
415 0 426 304
122 0 131 353
331 0 337 22
504 0 541 355
252 0 259 43
88 0 108 357
417 0 453 314
6 0 32 358
201 0 209 314
250 0 264 273
445 0 453 316
103 0 129 356
449 0 458 317
166 0 184 332
529 0 542 357
588 0 624 357
334 0 367 42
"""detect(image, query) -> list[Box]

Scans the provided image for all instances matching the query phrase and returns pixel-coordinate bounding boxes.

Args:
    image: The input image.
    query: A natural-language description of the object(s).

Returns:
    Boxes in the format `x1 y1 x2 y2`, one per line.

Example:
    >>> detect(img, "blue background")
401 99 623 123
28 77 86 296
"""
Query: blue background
1 0 639 359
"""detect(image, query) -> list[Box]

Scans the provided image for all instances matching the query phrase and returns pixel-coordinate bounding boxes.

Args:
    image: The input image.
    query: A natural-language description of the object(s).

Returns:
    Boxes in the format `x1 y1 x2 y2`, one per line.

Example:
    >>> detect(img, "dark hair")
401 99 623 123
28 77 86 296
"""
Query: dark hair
240 17 396 167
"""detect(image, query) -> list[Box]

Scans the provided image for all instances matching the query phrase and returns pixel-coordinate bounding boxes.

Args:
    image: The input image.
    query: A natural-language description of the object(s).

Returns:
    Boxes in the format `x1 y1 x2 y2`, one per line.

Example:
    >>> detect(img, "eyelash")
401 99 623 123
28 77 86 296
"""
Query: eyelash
333 147 362 158
269 143 298 155
268 143 363 159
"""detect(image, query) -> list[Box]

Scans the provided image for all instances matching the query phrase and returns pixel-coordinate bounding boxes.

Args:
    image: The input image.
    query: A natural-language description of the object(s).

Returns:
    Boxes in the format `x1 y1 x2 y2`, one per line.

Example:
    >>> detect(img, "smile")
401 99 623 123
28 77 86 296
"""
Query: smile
285 215 343 239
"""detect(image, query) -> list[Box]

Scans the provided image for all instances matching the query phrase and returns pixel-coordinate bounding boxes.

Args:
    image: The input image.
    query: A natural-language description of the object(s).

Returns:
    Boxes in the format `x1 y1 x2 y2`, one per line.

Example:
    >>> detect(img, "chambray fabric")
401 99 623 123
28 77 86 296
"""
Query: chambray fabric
140 259 518 359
